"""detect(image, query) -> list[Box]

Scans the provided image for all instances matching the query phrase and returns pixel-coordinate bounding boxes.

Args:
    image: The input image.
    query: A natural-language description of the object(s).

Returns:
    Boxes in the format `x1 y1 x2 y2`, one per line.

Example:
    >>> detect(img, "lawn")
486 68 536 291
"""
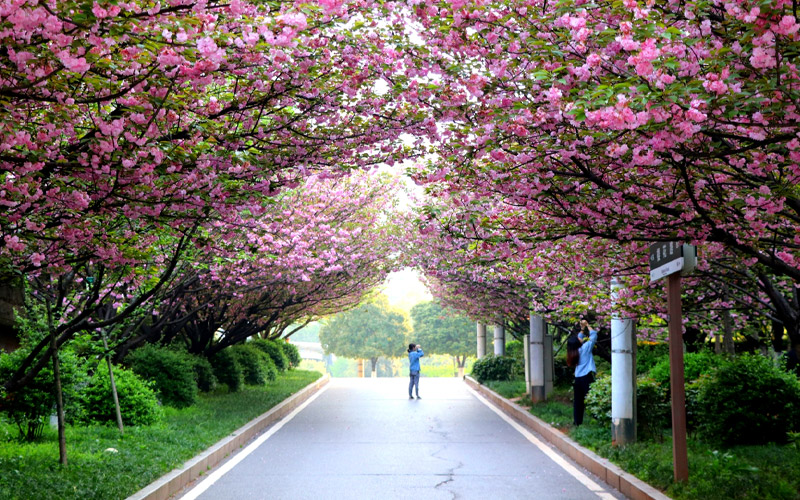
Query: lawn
0 370 322 500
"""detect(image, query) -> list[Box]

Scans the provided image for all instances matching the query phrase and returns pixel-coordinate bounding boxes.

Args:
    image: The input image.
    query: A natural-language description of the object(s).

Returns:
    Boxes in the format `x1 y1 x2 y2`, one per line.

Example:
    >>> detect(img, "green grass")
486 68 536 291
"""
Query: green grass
0 370 322 500
484 380 527 399
525 392 800 500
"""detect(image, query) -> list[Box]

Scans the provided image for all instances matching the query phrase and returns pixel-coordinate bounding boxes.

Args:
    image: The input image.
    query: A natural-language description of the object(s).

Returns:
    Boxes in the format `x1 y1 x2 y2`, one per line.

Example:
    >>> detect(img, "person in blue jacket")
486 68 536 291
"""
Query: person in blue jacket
408 343 424 399
566 319 597 426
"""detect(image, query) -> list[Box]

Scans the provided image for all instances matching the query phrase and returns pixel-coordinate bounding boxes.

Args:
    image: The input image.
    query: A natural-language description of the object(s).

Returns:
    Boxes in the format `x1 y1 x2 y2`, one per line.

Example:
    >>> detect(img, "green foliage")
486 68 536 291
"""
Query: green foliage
0 347 85 441
636 376 670 439
695 354 800 445
471 355 516 383
553 353 573 388
210 349 243 392
648 350 723 389
189 355 217 392
280 341 302 369
636 342 670 375
0 371 321 500
249 338 289 371
320 295 410 360
529 399 800 500
76 365 162 426
409 301 474 357
585 374 612 421
230 344 276 385
505 339 526 379
126 345 198 408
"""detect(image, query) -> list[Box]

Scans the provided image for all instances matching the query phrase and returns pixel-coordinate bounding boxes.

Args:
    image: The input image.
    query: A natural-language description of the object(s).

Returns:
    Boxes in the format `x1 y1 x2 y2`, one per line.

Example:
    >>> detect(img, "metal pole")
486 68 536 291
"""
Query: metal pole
666 273 689 482
523 333 530 395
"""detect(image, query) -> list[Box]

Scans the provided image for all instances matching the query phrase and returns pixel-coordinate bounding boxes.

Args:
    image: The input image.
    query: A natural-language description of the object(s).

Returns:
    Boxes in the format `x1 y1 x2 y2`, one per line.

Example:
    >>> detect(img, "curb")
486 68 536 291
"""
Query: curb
464 376 670 500
126 373 331 500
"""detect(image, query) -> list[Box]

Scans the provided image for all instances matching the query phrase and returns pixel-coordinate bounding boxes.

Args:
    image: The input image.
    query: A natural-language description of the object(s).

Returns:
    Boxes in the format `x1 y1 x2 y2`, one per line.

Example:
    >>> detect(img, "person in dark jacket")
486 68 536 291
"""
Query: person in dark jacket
566 319 597 426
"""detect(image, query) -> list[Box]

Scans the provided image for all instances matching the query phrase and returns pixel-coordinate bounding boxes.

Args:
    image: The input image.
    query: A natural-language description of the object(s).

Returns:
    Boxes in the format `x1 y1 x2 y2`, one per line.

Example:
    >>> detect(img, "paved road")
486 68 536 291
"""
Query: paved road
183 378 623 500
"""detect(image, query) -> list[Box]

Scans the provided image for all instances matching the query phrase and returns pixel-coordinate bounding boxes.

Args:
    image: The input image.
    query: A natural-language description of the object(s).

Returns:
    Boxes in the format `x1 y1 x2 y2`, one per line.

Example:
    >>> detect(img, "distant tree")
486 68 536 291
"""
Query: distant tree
410 302 474 377
319 296 409 377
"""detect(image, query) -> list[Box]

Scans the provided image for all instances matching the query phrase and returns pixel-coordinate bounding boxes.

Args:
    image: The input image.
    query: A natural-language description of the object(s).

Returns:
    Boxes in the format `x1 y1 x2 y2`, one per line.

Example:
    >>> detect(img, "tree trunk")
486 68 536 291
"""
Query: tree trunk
722 307 735 355
101 331 124 434
370 357 378 378
46 303 67 466
456 355 466 378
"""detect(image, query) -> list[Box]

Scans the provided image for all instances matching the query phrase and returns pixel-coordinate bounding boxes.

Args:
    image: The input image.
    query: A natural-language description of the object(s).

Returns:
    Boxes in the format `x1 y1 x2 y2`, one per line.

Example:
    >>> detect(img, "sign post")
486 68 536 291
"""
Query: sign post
649 242 696 483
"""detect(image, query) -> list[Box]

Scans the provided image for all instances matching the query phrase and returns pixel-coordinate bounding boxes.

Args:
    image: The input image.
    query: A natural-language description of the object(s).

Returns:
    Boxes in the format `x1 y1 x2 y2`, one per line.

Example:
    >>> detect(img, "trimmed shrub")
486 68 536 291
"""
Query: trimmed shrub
231 344 277 385
210 348 244 392
585 374 612 421
280 341 302 369
471 355 516 383
126 345 198 408
77 365 162 426
695 354 800 445
250 338 289 372
190 355 217 392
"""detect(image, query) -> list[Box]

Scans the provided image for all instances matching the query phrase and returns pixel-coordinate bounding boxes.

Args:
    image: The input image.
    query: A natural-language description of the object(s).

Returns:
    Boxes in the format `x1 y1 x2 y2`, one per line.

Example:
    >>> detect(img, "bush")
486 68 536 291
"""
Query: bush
553 354 573 388
231 344 276 385
249 338 289 372
190 355 217 392
126 345 198 408
636 342 670 375
0 347 85 440
210 348 244 392
636 376 670 439
505 339 526 379
648 350 723 390
584 374 670 435
76 365 162 426
585 374 612 421
471 355 516 383
280 341 302 369
695 354 800 445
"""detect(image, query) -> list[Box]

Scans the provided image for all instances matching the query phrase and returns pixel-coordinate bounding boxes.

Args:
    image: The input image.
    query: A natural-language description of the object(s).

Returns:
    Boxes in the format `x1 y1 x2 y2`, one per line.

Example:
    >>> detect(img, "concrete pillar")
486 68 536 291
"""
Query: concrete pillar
477 322 487 359
529 314 546 402
611 277 636 445
523 333 530 395
493 324 505 356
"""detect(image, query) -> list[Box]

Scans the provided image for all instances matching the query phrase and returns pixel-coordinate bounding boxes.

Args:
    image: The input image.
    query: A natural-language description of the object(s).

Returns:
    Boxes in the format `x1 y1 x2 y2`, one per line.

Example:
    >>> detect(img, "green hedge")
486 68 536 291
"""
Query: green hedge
471 355 516 383
280 341 302 368
210 349 244 392
75 365 162 426
126 345 198 408
695 354 800 445
231 344 277 385
249 338 289 372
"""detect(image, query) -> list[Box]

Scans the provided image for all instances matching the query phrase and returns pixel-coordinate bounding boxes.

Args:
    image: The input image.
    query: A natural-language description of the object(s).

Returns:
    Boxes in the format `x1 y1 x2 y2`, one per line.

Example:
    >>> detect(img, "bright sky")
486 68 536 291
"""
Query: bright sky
381 268 432 312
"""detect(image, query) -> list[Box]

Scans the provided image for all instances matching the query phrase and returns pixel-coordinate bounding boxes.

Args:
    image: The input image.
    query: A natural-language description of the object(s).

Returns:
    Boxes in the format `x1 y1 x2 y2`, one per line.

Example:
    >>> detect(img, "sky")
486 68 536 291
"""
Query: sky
381 268 432 312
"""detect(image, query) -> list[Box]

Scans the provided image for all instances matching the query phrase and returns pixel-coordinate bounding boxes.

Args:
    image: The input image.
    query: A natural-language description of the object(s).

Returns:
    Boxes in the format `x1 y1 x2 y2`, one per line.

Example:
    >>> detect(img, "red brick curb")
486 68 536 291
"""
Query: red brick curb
464 376 670 500
126 374 331 500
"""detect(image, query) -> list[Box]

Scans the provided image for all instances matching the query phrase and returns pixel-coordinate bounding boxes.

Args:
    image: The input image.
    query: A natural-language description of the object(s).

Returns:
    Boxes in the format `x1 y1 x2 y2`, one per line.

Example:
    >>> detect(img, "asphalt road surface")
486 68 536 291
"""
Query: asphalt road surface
181 377 624 500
